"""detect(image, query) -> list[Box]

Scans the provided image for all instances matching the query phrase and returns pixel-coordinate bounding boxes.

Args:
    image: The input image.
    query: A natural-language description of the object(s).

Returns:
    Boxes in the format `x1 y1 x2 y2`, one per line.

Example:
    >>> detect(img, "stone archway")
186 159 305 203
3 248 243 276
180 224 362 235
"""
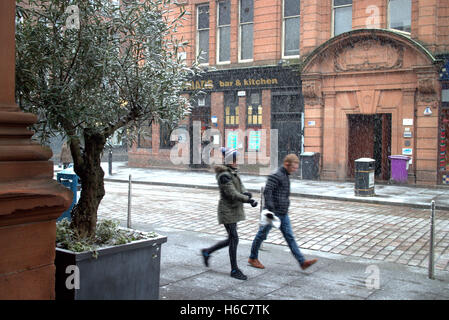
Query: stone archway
301 29 440 184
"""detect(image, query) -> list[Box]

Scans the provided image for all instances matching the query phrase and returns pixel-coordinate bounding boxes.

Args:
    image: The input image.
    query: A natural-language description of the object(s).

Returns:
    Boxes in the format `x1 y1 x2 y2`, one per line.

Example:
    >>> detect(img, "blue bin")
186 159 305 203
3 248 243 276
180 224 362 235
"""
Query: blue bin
56 166 79 221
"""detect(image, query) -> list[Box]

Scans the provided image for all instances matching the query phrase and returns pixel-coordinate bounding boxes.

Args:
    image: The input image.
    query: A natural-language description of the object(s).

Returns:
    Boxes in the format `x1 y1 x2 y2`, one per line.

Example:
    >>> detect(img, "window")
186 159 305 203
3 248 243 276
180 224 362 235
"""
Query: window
239 0 253 61
283 0 300 57
217 0 231 63
333 0 352 36
160 122 175 149
193 92 211 108
388 0 411 33
198 95 206 107
443 89 449 103
197 4 209 64
247 92 262 126
138 123 152 149
224 92 239 126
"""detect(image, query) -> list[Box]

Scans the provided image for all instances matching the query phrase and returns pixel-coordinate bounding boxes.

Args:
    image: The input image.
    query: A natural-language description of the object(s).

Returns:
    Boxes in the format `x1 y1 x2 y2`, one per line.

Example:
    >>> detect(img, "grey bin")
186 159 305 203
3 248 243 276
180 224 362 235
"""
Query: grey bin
354 158 375 196
300 152 320 180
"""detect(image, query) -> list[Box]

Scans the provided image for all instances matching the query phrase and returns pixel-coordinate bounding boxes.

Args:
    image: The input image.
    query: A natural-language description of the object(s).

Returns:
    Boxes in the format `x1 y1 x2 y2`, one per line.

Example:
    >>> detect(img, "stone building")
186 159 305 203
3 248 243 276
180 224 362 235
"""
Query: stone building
128 0 449 185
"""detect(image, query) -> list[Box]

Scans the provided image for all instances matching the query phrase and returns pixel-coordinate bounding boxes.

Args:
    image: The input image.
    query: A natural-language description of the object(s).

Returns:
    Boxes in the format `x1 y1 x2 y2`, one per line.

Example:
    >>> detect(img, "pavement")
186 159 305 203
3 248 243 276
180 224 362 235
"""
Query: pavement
55 162 449 300
151 225 449 300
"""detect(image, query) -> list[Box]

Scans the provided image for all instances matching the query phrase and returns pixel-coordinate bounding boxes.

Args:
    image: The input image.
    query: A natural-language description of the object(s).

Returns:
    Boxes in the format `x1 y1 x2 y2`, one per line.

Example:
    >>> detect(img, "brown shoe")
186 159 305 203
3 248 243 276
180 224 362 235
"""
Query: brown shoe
248 258 265 269
300 259 318 270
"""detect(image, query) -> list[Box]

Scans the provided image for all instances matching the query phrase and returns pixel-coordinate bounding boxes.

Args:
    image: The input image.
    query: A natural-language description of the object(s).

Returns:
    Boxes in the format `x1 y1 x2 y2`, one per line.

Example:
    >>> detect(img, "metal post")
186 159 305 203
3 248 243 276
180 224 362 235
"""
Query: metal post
260 186 265 251
127 174 132 229
429 200 435 279
108 148 113 175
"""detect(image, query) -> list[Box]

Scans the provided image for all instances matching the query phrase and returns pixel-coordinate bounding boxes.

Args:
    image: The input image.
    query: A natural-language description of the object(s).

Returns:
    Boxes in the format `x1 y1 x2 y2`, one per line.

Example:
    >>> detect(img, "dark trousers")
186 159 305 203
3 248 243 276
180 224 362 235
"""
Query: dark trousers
205 223 239 271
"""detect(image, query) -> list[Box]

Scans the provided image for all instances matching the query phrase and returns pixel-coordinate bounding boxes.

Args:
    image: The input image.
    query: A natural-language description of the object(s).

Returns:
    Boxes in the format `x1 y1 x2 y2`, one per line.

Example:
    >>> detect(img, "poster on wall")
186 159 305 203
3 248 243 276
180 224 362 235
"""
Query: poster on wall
227 131 238 149
248 131 261 151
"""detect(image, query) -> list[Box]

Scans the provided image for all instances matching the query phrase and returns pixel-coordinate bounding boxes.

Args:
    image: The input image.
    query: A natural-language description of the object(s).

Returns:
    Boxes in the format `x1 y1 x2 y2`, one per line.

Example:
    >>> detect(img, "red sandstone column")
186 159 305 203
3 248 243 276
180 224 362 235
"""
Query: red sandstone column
238 94 246 160
211 91 224 146
0 0 72 300
322 91 338 180
415 72 440 185
261 89 271 159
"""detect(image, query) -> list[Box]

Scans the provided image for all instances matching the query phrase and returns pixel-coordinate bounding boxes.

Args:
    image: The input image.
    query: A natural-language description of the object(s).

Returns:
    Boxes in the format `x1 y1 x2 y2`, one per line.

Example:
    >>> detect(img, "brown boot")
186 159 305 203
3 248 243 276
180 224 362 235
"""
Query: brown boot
248 258 265 269
300 259 318 270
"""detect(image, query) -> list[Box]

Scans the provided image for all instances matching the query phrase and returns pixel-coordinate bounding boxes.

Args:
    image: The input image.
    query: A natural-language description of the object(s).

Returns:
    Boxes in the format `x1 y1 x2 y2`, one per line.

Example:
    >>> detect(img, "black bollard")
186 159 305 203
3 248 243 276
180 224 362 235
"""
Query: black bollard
108 148 112 175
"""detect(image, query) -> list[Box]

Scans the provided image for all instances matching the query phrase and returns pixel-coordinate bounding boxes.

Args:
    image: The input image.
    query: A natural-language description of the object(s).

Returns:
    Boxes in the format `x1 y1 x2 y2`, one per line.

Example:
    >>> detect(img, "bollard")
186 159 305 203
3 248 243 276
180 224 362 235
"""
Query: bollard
128 174 132 229
429 200 435 280
260 186 265 251
108 148 113 175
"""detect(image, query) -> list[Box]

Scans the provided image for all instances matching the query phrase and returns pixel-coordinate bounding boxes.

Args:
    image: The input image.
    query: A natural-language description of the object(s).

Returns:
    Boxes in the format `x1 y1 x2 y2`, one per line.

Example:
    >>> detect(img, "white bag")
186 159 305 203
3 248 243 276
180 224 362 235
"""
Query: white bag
260 209 281 228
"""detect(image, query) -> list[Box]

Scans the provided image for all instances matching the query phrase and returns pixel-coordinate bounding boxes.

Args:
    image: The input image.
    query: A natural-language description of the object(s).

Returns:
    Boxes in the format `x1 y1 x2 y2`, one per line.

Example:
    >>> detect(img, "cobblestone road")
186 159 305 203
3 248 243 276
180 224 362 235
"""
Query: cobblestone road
98 181 449 271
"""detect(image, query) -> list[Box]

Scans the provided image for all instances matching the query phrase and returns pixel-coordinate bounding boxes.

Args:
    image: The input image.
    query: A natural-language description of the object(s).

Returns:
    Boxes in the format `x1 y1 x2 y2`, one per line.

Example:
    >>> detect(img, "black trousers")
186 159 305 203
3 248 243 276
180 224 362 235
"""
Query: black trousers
205 223 239 271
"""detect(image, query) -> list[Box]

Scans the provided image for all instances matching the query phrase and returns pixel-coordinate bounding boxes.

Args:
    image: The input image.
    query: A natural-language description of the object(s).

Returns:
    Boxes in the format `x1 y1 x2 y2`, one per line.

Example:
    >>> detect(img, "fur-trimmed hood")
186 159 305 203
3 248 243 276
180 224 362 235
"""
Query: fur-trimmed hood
214 164 236 174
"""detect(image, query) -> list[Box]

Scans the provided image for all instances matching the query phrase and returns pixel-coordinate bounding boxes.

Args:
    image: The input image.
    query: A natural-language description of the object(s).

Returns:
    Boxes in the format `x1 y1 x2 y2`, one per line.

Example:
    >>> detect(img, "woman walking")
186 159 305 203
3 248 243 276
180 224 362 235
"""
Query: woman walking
201 148 257 280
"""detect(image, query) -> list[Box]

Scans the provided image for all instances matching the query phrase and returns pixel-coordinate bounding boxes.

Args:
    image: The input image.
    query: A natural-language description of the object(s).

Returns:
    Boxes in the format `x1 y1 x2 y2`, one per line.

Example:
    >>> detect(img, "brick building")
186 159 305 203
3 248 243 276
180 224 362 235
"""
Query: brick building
128 0 449 185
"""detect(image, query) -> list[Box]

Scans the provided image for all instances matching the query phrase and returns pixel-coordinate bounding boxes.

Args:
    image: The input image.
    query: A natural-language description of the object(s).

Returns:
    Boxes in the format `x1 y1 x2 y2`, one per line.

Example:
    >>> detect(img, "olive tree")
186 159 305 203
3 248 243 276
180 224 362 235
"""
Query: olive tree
16 0 198 238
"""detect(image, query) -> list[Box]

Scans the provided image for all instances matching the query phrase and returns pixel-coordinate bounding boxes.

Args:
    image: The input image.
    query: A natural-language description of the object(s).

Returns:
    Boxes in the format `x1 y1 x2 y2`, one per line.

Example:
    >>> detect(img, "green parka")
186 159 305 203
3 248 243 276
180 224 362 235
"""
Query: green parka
214 165 250 224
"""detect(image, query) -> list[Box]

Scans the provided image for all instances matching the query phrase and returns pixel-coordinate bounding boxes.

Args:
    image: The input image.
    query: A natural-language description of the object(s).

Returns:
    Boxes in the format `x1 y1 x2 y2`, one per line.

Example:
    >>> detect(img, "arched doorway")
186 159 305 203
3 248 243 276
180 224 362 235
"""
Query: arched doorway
301 29 440 184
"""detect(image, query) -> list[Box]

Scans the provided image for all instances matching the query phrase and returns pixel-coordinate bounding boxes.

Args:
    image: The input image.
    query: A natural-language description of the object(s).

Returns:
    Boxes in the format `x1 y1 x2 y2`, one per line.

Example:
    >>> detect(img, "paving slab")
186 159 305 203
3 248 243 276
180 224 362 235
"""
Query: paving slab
140 222 449 300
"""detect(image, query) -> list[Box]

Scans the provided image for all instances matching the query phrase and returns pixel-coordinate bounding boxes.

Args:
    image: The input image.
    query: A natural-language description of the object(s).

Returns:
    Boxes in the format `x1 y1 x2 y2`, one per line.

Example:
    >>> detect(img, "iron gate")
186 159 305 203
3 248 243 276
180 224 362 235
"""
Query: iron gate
271 91 303 170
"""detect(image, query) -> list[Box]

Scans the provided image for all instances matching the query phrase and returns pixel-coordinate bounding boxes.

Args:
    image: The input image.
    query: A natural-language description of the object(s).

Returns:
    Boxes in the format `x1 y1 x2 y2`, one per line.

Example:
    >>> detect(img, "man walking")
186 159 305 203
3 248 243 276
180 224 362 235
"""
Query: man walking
248 154 317 271
201 148 257 280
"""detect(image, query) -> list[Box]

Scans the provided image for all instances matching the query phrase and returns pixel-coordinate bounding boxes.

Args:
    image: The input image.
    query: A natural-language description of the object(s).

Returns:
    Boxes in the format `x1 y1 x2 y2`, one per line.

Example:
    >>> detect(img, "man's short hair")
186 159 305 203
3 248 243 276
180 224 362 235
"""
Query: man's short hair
283 154 299 165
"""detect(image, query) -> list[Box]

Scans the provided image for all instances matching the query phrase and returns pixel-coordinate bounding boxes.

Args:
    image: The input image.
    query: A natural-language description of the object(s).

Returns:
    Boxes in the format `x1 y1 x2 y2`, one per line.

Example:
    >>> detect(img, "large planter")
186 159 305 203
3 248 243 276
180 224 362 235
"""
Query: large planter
55 234 167 300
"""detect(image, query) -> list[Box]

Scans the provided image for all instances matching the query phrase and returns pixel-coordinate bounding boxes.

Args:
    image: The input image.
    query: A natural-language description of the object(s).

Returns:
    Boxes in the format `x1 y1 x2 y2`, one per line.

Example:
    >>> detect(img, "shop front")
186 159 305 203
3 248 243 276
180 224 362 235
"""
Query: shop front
129 65 303 173
186 65 303 173
301 29 441 185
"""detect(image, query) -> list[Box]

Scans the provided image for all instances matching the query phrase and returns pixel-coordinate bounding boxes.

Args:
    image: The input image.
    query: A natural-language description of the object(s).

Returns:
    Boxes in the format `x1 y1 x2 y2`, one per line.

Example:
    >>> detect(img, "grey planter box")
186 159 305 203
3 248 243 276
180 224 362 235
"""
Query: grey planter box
55 234 167 300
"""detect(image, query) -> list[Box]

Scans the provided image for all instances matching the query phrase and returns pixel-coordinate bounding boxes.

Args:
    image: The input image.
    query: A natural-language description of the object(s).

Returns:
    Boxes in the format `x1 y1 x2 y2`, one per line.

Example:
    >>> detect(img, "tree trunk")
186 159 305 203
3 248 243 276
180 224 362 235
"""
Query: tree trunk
71 132 106 239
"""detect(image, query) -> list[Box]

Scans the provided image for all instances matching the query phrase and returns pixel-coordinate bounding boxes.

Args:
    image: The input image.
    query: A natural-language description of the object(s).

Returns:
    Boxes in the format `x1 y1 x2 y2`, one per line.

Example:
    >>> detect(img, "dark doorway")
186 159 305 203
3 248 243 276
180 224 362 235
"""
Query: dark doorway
271 91 303 171
347 114 391 180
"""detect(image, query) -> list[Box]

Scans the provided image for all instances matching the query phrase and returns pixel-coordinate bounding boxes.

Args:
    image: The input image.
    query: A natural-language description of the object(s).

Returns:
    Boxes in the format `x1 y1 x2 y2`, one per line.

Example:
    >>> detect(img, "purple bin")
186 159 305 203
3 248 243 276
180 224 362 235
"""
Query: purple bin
388 155 410 183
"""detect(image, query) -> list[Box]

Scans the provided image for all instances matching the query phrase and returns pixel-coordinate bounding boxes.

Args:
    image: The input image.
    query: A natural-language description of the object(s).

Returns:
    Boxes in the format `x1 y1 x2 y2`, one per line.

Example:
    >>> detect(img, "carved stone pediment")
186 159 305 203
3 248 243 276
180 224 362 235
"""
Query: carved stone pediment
335 38 404 72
